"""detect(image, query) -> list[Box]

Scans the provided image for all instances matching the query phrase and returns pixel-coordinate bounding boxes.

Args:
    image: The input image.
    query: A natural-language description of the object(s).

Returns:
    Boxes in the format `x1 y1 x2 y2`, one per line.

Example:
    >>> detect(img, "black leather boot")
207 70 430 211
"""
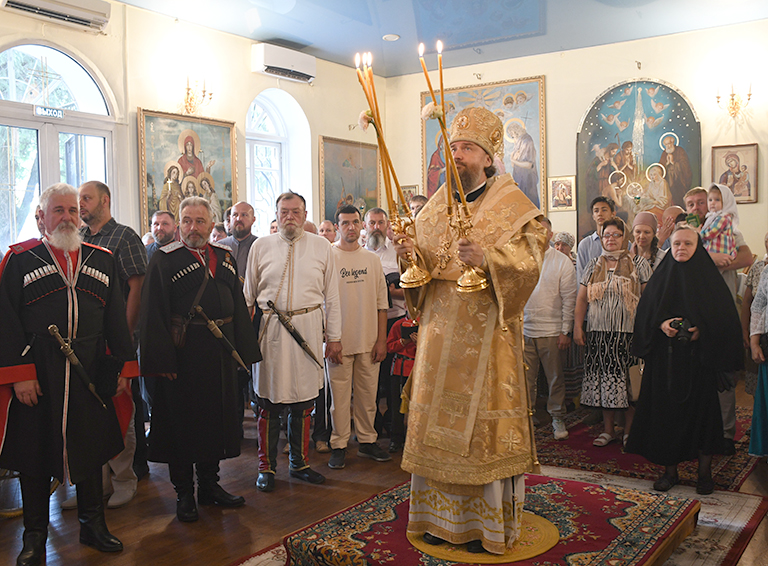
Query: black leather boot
76 472 123 552
169 462 198 522
196 461 245 508
17 474 50 566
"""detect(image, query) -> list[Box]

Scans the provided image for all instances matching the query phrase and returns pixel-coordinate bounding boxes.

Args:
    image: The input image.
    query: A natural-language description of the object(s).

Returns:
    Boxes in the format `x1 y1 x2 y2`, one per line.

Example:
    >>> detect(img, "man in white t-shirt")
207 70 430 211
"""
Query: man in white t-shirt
327 205 391 469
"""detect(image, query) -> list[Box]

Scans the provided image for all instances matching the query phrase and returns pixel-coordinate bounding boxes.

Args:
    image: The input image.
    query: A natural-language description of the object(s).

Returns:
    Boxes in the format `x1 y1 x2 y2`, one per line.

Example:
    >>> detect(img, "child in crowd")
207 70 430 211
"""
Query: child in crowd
386 316 418 418
699 183 738 261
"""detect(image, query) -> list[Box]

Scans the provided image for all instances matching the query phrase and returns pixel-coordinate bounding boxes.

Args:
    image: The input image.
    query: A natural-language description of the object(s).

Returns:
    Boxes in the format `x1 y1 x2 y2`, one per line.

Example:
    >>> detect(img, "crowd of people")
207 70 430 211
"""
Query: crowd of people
0 105 764 565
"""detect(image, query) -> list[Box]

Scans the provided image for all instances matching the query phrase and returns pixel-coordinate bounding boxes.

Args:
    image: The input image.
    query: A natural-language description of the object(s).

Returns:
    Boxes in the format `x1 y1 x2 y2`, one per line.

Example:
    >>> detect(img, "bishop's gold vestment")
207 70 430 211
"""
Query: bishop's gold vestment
401 174 546 553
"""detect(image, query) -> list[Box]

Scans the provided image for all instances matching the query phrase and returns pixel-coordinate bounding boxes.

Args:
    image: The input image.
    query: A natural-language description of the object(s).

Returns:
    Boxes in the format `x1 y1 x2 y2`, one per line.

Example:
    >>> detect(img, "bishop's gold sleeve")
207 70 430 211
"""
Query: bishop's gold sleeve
485 219 547 332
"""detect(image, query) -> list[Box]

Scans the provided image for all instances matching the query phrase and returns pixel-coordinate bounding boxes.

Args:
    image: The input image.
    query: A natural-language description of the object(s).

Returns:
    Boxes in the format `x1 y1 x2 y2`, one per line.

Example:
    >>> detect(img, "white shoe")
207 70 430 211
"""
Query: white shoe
61 485 114 509
107 488 136 508
60 493 78 510
552 418 569 441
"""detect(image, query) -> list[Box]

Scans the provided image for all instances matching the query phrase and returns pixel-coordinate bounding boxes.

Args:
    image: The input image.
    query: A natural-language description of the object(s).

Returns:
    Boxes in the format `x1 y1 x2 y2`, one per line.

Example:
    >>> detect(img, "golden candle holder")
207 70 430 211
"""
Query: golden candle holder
391 213 432 289
449 206 489 293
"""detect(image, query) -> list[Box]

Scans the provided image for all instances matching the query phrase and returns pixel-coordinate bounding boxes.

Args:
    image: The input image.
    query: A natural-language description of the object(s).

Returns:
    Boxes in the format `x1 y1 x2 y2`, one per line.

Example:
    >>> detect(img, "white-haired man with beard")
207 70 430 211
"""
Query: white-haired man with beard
0 183 139 565
244 192 342 493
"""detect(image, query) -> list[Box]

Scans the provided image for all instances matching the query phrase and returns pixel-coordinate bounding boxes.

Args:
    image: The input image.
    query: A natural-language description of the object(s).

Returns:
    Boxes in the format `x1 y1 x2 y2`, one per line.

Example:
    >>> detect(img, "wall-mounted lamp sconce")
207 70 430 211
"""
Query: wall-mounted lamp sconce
183 78 213 115
717 84 751 119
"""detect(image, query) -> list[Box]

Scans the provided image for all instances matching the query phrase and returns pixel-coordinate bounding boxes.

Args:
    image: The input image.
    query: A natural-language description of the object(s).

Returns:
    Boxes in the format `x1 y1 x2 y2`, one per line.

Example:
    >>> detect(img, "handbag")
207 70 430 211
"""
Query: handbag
170 266 209 348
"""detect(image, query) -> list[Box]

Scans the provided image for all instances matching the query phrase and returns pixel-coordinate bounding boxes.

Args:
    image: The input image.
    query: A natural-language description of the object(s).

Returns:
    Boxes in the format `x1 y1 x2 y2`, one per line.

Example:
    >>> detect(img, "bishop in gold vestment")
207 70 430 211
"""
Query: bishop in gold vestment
396 107 546 555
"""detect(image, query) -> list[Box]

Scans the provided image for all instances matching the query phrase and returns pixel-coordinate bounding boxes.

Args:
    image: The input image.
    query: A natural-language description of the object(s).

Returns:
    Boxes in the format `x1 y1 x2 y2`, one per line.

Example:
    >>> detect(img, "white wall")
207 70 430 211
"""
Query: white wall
0 2 376 230
385 19 768 253
1 5 767 251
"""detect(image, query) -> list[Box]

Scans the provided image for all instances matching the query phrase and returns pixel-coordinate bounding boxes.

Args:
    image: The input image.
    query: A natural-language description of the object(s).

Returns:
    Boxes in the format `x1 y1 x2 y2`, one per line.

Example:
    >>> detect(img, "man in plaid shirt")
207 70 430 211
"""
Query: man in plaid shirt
60 181 147 510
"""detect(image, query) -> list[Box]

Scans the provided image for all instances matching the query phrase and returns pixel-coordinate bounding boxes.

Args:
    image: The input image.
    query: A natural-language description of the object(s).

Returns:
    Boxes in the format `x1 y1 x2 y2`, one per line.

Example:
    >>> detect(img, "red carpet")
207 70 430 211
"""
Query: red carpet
280 475 700 566
535 407 759 492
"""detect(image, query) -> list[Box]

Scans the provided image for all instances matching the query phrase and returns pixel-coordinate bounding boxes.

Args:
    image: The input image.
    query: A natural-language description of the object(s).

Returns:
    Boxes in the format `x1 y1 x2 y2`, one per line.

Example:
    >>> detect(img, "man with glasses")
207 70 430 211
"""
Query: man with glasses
244 192 342 492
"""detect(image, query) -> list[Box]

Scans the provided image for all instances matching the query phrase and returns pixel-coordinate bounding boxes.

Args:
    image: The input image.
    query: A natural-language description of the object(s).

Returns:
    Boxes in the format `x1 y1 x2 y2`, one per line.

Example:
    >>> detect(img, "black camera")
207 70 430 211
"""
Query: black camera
670 318 694 342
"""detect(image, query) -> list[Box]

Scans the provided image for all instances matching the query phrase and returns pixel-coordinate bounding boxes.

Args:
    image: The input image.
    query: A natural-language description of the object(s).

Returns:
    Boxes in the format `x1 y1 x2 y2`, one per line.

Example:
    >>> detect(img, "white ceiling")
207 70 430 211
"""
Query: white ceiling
115 0 768 77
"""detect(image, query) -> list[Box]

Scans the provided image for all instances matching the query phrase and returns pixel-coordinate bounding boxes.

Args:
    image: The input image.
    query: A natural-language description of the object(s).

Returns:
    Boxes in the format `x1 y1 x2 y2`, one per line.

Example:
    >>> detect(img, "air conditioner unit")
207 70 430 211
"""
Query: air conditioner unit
1 0 111 32
251 43 316 84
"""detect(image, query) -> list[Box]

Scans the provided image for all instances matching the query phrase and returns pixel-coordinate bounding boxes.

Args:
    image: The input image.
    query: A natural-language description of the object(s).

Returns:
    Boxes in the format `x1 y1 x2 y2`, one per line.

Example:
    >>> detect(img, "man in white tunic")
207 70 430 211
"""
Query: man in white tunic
244 192 342 492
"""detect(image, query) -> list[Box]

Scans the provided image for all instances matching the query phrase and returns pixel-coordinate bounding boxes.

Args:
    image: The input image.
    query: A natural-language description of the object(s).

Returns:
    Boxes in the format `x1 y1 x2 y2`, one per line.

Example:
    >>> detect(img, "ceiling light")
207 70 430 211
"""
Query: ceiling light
382 34 400 42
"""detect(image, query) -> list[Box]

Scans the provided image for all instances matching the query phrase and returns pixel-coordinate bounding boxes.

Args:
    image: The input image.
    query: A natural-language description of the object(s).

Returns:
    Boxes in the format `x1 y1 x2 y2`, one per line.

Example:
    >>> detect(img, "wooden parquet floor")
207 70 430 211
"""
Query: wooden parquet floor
1 385 766 566
0 417 410 566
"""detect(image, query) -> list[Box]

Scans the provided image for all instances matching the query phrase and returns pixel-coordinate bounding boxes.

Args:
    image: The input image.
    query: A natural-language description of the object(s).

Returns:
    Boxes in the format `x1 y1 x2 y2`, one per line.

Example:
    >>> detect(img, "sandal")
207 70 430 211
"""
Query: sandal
623 434 629 448
593 432 617 447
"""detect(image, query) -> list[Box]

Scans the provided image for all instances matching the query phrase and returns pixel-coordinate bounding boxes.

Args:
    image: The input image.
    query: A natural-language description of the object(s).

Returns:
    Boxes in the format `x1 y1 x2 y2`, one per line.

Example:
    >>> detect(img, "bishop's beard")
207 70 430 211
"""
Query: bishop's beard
47 221 82 252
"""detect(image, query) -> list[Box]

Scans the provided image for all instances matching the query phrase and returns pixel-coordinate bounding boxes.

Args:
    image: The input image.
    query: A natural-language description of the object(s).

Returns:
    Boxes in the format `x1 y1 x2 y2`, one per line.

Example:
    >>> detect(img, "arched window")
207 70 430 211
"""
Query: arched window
245 89 311 236
246 98 287 236
0 43 114 252
0 44 108 114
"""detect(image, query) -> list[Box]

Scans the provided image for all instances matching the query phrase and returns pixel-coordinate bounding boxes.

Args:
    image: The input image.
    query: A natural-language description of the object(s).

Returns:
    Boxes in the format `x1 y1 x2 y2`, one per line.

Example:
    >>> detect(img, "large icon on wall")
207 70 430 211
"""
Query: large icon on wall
421 76 546 212
138 108 237 233
319 136 380 224
575 79 701 241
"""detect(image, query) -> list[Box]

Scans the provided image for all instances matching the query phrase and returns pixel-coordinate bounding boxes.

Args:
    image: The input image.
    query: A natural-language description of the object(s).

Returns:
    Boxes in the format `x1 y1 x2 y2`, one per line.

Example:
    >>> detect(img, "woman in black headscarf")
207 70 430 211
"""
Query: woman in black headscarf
626 224 743 495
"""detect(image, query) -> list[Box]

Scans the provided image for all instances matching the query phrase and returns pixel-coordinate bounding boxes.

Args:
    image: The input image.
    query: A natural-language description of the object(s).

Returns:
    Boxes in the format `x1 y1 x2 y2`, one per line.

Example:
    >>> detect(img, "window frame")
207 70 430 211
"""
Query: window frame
0 42 118 249
245 98 289 234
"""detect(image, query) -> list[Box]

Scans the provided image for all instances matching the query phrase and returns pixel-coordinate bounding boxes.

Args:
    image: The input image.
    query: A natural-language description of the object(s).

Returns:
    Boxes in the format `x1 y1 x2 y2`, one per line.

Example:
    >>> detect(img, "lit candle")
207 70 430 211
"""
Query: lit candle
354 53 375 116
418 43 438 105
366 53 383 127
437 40 444 113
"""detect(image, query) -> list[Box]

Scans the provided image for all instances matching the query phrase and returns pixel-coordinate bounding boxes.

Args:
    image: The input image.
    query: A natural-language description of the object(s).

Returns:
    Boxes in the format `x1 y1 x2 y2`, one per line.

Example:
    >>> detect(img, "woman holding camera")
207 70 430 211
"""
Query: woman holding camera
626 225 743 494
574 217 652 448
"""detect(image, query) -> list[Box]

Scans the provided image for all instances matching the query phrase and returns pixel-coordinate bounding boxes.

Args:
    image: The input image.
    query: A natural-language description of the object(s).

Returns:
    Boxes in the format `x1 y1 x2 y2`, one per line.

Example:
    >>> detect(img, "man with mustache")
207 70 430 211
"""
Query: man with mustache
145 210 177 261
140 197 260 522
219 201 259 438
220 201 257 282
364 207 406 452
394 107 546 554
71 181 148 508
0 183 138 565
244 192 342 492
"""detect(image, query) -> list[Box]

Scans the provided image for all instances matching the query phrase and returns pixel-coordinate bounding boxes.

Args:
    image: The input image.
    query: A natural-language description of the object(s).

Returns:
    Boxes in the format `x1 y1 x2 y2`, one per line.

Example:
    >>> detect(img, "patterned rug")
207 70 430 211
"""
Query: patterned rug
271 475 699 566
541 467 768 566
535 407 759 492
232 471 768 566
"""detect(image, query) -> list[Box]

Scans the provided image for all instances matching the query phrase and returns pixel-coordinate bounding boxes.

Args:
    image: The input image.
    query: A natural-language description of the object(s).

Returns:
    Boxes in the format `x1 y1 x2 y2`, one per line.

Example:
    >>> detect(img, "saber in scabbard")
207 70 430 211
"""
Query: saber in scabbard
193 305 252 375
266 300 324 368
48 324 107 409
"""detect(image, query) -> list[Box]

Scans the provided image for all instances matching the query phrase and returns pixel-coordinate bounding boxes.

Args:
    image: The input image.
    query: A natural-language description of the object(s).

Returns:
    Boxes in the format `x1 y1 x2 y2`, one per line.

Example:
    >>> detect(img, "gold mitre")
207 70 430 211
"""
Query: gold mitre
449 107 504 159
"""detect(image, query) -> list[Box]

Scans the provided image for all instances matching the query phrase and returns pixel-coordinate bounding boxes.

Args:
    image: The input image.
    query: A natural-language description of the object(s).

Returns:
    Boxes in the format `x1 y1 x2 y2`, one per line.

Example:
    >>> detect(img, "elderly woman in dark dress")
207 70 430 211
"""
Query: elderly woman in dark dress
626 224 743 494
